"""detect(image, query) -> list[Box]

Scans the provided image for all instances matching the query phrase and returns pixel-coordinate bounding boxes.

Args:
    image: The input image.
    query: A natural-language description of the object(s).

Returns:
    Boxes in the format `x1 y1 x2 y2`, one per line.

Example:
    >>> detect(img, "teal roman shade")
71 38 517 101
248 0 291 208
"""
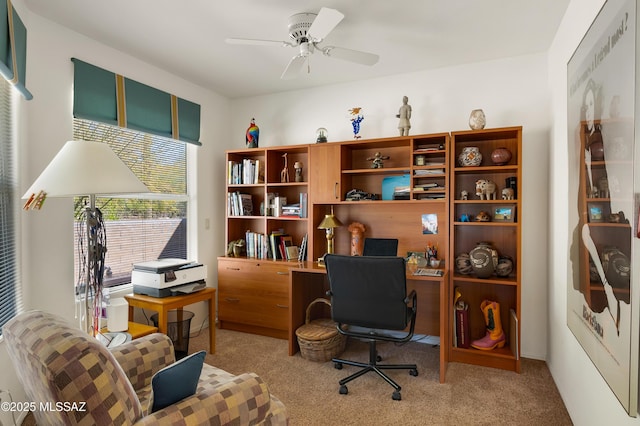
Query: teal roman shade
0 0 32 100
72 58 201 145
71 58 118 125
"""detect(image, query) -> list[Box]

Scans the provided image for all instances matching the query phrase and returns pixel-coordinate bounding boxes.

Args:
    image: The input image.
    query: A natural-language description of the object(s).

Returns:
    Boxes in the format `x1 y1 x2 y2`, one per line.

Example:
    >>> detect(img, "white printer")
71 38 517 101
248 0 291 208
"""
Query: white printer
132 258 207 298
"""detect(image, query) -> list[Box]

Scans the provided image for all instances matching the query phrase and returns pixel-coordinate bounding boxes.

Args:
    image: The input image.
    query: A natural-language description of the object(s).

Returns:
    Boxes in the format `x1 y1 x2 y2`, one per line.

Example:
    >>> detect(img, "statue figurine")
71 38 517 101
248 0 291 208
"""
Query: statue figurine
280 153 290 183
367 152 390 169
349 107 364 139
246 118 259 148
396 96 412 136
294 161 303 182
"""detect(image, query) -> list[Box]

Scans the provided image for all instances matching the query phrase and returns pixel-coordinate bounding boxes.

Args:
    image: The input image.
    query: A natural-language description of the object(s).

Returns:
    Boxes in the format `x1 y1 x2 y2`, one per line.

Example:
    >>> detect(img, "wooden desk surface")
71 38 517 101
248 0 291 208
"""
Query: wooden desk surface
125 287 216 354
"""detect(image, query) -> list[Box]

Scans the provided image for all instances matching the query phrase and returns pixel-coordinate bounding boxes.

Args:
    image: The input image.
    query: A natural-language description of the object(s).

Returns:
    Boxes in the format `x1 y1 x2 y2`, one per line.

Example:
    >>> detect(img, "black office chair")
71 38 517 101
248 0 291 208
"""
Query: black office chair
362 238 398 256
324 254 418 400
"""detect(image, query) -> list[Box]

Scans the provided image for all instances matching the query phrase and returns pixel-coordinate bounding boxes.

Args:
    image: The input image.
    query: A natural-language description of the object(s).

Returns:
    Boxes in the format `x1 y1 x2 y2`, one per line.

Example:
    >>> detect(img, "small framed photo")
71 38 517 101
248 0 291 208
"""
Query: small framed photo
494 206 515 222
588 204 604 222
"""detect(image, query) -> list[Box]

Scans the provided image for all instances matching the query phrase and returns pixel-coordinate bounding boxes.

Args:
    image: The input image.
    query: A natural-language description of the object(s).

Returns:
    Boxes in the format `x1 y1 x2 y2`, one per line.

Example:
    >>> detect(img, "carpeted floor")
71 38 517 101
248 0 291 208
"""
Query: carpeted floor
189 328 573 426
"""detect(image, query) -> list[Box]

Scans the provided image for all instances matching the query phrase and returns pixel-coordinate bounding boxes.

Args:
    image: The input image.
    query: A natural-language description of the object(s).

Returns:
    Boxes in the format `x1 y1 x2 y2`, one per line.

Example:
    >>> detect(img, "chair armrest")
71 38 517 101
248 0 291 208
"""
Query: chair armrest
111 333 176 391
135 373 274 426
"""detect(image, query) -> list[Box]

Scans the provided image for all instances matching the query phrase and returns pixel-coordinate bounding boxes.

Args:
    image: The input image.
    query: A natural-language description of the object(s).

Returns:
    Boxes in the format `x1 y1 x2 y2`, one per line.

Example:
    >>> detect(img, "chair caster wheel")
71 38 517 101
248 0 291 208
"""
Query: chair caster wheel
339 385 348 395
334 362 343 370
410 369 418 377
376 355 382 362
392 391 401 401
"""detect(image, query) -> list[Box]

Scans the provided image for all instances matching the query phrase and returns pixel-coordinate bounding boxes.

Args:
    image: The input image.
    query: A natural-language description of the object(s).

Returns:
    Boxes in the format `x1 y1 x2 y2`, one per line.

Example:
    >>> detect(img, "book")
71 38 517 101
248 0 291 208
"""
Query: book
279 235 293 259
298 233 308 261
285 245 299 260
455 300 470 348
510 308 519 360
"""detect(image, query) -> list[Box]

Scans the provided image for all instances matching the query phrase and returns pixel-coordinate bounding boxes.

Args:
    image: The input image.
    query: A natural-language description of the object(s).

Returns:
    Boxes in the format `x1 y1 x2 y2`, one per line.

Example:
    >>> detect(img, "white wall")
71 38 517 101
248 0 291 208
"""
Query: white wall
548 0 640 424
230 53 551 361
0 2 231 417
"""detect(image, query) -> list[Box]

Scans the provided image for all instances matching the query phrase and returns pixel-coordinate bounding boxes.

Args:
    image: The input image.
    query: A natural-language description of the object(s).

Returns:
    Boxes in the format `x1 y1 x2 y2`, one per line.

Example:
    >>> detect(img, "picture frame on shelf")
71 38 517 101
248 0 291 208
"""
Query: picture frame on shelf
588 204 604 222
493 206 515 222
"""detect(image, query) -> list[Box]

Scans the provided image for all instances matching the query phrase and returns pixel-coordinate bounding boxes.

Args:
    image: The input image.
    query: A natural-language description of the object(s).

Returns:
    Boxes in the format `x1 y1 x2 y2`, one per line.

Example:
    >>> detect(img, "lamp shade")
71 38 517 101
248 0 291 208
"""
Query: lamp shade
22 140 149 199
318 214 343 229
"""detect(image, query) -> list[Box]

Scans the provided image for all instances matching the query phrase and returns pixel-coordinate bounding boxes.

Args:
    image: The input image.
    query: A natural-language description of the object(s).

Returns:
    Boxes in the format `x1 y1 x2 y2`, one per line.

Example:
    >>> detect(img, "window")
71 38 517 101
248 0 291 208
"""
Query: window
73 119 188 289
0 79 22 336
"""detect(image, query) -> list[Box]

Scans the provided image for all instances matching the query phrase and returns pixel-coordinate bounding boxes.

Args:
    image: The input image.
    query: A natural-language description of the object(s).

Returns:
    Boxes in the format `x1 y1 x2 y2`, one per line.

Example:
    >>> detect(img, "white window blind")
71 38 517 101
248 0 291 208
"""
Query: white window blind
0 78 23 336
72 119 188 289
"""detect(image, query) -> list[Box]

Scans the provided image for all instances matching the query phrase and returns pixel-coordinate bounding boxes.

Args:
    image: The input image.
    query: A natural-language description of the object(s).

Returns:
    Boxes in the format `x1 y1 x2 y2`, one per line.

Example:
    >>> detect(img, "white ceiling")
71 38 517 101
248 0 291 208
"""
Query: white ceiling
24 0 569 99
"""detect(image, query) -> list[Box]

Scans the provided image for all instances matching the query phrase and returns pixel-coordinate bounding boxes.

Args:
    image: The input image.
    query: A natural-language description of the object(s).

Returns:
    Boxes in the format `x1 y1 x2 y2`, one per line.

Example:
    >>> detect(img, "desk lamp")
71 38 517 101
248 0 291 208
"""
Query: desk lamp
22 140 149 336
317 205 343 256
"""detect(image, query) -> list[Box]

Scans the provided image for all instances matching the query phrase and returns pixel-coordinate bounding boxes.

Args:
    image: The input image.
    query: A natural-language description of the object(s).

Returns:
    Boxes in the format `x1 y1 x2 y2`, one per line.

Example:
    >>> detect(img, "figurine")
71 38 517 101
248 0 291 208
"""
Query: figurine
281 153 290 183
294 161 303 182
246 118 259 148
396 96 412 136
367 152 390 169
460 190 468 200
349 107 364 139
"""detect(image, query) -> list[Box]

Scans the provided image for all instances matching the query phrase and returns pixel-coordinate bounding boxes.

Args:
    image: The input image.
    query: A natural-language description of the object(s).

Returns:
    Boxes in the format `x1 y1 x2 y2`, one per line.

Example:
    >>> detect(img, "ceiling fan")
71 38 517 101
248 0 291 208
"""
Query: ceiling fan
225 7 379 80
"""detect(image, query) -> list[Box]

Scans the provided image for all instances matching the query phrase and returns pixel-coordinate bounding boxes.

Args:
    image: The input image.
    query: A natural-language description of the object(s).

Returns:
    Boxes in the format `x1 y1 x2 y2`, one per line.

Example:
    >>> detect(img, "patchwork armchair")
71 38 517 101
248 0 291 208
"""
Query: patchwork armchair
3 310 288 425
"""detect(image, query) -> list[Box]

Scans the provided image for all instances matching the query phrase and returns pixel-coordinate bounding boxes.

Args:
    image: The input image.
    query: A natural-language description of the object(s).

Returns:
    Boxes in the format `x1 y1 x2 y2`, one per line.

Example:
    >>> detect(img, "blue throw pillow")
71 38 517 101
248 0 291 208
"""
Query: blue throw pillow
150 350 206 412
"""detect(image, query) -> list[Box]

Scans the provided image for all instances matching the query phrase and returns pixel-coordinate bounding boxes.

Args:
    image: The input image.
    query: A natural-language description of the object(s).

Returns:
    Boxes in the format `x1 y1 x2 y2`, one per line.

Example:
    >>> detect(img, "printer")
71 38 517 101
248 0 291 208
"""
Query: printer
132 258 207 298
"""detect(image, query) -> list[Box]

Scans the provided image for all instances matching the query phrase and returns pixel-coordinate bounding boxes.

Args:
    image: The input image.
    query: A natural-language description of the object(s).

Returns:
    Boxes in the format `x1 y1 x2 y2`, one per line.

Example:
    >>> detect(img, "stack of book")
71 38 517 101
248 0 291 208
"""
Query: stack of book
227 192 254 216
228 158 263 184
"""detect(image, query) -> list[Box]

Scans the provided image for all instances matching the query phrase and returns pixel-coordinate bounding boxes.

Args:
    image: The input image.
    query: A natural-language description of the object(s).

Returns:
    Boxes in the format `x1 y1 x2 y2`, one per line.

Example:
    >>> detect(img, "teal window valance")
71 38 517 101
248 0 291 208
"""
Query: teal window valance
71 58 201 145
0 0 32 100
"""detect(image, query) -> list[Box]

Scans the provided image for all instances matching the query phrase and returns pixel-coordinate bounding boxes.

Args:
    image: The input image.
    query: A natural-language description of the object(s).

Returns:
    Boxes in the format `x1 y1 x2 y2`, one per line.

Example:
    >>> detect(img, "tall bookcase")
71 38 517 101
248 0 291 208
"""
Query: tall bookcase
220 129 524 376
226 145 310 259
448 126 522 373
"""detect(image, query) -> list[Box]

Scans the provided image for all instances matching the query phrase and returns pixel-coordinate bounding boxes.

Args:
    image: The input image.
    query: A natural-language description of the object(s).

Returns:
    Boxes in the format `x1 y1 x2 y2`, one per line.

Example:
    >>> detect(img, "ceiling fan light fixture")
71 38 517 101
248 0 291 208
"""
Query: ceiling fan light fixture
287 13 316 44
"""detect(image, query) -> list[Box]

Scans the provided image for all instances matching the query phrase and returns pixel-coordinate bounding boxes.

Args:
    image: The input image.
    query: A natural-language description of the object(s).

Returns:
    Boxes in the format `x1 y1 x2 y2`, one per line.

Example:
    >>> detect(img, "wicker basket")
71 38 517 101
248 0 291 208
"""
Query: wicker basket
295 298 347 362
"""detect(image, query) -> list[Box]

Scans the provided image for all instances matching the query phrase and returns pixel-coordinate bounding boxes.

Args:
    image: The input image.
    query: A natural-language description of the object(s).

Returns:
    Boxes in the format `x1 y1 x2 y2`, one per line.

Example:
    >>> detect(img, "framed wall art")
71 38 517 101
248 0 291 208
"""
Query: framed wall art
566 0 639 415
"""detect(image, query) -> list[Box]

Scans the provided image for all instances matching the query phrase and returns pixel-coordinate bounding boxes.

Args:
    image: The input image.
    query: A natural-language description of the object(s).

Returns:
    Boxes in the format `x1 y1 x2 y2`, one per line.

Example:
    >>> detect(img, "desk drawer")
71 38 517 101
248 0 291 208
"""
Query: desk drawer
218 258 290 332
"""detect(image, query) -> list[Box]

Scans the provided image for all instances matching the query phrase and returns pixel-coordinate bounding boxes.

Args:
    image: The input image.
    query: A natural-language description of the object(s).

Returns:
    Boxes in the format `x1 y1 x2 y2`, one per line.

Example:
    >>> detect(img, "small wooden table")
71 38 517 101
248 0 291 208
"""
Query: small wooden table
124 287 216 354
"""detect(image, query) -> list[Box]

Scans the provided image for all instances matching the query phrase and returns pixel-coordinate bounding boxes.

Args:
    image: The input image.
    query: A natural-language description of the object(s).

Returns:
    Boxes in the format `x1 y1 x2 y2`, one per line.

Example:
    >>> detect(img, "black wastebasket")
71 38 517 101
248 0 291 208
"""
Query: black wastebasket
151 310 195 360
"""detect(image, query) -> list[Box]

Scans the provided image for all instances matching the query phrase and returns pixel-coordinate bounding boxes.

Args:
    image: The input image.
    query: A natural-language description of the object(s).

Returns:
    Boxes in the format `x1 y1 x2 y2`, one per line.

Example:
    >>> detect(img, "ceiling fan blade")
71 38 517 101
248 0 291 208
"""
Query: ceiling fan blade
307 7 344 41
281 55 307 80
225 38 292 47
322 46 379 66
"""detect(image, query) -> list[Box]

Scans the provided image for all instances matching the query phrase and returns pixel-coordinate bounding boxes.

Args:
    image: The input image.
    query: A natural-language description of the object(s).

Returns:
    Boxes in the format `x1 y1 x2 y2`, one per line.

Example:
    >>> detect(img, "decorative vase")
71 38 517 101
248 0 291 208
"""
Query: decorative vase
495 255 514 277
458 146 482 167
490 147 512 165
455 253 473 275
348 222 366 256
468 109 486 130
469 242 498 278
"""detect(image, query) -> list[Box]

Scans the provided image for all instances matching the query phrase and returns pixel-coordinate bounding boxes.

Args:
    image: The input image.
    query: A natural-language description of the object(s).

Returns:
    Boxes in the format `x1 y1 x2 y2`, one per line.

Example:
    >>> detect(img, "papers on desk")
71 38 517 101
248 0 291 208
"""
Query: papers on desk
413 268 443 277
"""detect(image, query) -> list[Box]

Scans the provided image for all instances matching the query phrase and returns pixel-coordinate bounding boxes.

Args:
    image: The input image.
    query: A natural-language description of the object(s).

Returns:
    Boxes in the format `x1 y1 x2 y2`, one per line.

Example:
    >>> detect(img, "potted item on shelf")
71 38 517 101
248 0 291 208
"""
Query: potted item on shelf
455 253 473 275
458 146 482 167
495 255 514 277
468 109 486 130
469 241 499 278
490 147 512 165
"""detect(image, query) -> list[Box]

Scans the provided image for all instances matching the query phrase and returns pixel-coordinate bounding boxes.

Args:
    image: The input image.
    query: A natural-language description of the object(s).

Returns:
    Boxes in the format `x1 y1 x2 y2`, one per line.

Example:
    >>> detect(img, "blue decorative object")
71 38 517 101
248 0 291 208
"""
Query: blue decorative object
151 350 206 412
348 107 364 139
246 118 259 148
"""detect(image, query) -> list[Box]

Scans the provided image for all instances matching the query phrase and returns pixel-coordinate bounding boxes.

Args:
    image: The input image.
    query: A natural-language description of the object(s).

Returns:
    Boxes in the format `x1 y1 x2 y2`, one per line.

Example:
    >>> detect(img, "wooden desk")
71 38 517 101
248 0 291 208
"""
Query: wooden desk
101 321 158 339
125 287 216 354
288 262 449 383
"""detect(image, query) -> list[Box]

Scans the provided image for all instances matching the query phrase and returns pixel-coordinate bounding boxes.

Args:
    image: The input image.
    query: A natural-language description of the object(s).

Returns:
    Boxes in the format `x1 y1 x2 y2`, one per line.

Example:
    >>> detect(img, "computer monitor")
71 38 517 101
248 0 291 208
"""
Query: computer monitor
362 238 398 256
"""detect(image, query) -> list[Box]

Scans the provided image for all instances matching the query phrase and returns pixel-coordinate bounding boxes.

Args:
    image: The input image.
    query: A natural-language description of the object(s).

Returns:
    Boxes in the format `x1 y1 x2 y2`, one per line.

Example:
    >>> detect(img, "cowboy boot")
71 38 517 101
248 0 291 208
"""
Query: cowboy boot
470 300 506 350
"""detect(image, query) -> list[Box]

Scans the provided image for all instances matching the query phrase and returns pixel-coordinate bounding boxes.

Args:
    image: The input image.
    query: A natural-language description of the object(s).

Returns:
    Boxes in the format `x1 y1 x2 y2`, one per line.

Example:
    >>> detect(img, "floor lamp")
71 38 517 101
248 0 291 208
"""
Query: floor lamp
22 140 148 335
